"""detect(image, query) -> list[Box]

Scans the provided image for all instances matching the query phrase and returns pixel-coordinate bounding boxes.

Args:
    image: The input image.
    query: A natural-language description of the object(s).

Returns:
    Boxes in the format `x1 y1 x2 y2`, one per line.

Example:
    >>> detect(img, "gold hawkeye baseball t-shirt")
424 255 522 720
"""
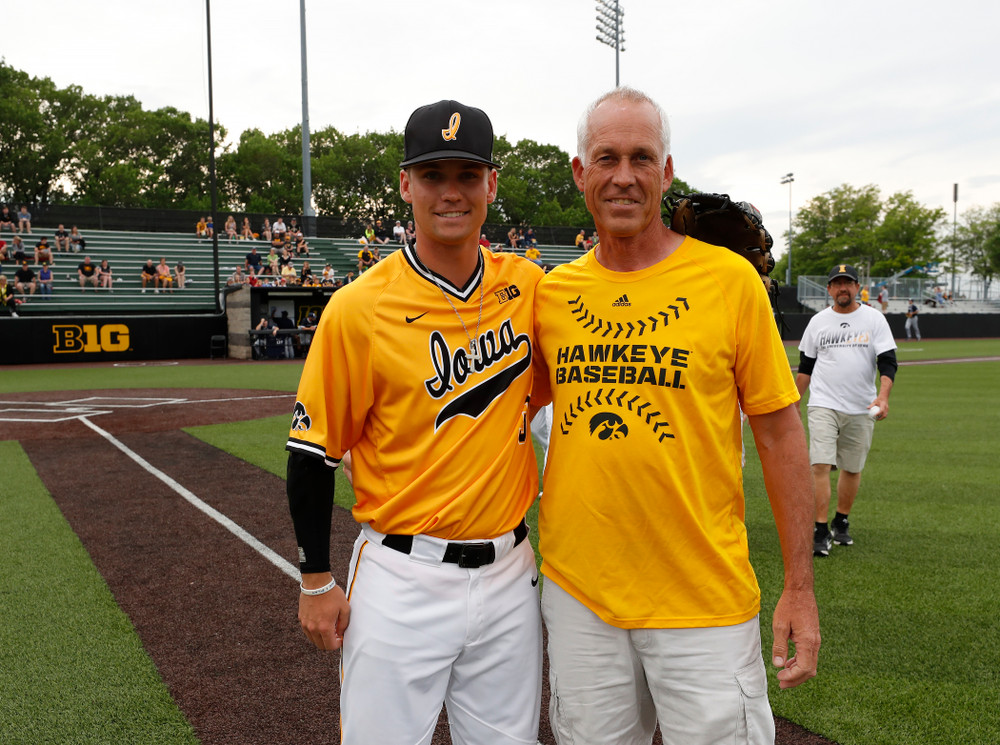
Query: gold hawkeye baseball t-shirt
533 237 798 629
287 244 544 540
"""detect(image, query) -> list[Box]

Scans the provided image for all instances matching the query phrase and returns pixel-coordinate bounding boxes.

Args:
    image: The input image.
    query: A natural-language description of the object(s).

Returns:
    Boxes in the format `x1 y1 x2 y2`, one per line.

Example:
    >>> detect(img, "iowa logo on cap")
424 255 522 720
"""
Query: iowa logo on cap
839 264 848 273
441 112 461 141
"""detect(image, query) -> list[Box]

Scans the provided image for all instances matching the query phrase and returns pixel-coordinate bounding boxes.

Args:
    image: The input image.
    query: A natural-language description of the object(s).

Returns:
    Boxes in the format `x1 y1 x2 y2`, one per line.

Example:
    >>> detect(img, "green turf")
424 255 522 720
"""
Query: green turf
3 342 999 744
0 441 198 745
0 361 305 394
783 337 1000 368
743 360 1000 744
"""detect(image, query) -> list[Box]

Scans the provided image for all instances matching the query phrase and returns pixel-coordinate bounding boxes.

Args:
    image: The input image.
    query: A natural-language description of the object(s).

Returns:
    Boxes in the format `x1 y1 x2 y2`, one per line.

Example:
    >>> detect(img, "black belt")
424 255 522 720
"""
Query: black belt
381 519 528 569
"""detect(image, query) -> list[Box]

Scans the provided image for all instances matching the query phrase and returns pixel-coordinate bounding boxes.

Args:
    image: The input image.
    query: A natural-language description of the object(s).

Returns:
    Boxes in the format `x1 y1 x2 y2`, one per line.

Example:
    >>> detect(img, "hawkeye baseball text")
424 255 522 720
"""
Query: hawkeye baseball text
555 344 690 388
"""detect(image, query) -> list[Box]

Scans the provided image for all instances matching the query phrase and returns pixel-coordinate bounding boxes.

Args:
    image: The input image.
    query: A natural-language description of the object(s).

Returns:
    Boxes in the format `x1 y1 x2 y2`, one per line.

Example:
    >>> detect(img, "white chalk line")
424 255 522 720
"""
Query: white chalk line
79 416 300 583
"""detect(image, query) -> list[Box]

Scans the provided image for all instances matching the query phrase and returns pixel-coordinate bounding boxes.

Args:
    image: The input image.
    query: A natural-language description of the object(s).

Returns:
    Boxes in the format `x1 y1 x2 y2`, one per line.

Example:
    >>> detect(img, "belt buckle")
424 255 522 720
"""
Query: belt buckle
455 542 495 568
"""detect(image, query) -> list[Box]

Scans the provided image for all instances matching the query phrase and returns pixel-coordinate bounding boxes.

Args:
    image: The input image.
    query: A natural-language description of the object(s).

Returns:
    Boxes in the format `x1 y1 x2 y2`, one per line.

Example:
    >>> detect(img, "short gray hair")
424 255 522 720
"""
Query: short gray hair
576 87 671 166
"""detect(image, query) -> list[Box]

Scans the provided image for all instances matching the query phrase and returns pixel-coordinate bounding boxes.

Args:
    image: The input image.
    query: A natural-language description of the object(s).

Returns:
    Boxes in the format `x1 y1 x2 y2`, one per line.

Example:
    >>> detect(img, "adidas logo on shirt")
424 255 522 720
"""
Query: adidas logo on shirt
611 293 631 307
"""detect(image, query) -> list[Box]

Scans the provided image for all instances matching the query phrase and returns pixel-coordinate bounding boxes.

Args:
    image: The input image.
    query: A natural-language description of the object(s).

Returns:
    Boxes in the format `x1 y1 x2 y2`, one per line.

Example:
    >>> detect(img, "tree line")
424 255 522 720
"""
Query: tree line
1 61 997 287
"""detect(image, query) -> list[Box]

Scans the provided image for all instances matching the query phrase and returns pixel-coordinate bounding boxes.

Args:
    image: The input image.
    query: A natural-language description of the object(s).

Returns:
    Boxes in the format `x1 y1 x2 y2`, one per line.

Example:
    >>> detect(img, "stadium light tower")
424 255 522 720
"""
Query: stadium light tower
595 0 625 87
781 172 794 287
299 0 315 236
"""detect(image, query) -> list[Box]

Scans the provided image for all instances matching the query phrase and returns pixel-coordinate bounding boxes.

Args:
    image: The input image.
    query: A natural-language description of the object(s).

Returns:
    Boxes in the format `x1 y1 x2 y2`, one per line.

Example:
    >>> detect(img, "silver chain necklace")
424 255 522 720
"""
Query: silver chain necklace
431 272 484 364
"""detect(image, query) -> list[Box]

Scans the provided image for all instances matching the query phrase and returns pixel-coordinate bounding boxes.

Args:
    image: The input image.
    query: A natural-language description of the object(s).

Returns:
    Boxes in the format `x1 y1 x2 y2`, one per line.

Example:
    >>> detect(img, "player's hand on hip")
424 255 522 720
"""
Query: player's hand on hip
299 584 351 651
771 588 820 689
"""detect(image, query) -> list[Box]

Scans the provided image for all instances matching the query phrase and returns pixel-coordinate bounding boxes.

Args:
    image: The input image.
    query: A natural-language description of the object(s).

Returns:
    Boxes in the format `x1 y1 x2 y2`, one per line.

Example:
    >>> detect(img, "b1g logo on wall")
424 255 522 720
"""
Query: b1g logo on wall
52 323 131 354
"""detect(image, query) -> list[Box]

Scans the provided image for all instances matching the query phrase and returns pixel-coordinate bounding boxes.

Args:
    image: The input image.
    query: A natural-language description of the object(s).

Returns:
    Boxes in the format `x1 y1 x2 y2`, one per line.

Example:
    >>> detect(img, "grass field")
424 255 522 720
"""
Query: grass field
2 339 998 744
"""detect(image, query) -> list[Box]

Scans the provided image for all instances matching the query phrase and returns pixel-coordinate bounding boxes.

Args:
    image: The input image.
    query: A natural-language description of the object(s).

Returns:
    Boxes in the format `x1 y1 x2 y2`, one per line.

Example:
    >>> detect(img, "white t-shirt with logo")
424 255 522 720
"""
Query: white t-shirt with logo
799 304 896 414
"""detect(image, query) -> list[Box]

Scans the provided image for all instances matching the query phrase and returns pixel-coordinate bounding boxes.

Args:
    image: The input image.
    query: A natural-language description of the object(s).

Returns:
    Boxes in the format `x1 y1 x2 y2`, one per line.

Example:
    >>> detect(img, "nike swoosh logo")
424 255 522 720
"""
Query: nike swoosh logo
531 576 539 587
406 312 428 323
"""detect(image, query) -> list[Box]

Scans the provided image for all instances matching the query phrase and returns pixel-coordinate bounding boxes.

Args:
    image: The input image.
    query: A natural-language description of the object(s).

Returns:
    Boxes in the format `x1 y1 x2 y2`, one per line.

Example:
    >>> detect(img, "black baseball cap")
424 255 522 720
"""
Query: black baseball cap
400 100 501 169
827 264 860 283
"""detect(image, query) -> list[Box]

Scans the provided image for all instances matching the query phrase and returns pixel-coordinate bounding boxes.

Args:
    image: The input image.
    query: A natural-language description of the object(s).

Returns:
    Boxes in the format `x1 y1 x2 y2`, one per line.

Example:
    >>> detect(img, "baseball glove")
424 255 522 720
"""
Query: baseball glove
665 192 775 287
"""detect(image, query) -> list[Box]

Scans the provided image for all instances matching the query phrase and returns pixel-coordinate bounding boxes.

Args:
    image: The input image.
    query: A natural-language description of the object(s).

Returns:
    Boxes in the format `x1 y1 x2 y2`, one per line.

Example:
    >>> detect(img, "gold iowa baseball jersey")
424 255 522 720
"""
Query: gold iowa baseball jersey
532 238 799 629
287 244 544 540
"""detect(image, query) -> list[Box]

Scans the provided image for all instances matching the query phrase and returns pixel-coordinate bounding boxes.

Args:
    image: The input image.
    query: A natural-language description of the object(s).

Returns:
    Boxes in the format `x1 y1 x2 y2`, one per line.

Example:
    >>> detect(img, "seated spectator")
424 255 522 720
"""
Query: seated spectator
294 233 311 257
358 244 377 274
17 206 31 233
174 261 186 289
525 226 537 246
0 206 15 232
270 233 285 254
155 257 174 292
15 261 36 295
264 247 280 276
240 217 254 240
196 217 208 239
280 261 298 285
140 259 158 292
260 218 272 243
575 229 586 247
224 215 238 241
78 256 100 291
289 218 300 235
405 220 416 247
11 236 27 264
278 247 294 270
363 223 376 246
524 245 542 265
34 237 54 266
300 260 316 285
321 263 335 282
38 262 54 298
0 238 8 262
97 259 114 290
228 265 246 286
393 220 405 244
69 226 85 253
54 224 71 252
373 219 390 245
272 217 287 238
479 233 491 249
245 246 263 276
507 227 518 249
344 271 355 284
0 275 21 316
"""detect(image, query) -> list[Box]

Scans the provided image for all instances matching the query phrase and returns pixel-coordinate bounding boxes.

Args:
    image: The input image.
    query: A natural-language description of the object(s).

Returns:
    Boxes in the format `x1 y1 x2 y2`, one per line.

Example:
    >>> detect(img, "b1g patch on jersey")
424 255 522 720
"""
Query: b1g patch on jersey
291 401 312 432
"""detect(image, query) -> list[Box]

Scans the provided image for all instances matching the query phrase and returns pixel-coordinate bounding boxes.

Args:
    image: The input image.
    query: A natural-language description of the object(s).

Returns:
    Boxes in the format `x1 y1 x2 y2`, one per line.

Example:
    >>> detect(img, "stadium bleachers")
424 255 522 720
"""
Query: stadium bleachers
3 229 588 316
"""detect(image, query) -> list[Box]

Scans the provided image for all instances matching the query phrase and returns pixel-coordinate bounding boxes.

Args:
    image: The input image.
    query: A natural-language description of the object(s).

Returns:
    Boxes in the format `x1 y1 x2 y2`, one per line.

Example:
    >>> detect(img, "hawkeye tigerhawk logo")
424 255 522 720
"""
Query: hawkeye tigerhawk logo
590 412 629 439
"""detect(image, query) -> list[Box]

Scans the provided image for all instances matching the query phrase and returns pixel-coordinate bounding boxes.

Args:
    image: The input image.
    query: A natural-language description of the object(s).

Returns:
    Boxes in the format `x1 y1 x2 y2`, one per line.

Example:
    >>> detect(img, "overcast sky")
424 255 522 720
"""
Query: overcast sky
4 0 999 257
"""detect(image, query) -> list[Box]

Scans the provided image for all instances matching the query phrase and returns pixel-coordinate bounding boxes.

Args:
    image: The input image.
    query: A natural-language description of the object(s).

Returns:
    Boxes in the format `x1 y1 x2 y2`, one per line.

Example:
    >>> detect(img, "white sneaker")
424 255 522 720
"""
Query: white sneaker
11 312 18 318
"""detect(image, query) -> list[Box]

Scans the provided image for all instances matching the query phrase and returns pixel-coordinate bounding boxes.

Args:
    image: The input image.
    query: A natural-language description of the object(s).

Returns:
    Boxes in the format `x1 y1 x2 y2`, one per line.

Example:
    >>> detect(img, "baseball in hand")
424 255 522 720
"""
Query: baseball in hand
868 406 880 419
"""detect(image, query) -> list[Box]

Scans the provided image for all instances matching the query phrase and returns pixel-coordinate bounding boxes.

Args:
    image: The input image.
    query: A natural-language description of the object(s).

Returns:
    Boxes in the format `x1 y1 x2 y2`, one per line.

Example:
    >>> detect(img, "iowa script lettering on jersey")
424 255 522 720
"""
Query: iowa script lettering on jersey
553 343 691 388
424 318 531 430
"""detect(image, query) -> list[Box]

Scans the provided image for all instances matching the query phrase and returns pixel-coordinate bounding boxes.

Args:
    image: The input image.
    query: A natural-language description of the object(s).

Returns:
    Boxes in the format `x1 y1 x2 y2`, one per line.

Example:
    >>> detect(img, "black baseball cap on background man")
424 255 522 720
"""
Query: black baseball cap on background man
827 264 860 283
399 100 501 170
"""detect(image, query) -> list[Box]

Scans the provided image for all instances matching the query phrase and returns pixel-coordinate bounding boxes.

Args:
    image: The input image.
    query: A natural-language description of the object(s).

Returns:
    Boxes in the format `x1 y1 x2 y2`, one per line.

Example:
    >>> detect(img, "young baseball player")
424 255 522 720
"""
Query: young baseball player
285 100 545 745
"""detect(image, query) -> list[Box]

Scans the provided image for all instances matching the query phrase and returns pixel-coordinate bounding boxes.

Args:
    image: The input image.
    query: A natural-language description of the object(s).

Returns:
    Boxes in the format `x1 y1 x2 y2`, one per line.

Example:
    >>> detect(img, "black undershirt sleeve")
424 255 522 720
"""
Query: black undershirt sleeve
798 352 817 376
877 349 898 381
286 451 337 574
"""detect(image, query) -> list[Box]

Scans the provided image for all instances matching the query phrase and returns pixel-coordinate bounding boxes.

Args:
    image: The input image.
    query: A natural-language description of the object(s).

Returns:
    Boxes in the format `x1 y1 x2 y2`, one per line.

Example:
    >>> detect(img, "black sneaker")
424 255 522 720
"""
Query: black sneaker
832 518 853 546
814 526 832 557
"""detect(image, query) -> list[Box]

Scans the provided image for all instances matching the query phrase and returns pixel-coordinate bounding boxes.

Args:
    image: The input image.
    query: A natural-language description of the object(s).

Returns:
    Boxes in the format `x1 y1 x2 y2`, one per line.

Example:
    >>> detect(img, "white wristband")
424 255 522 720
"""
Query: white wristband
299 576 337 596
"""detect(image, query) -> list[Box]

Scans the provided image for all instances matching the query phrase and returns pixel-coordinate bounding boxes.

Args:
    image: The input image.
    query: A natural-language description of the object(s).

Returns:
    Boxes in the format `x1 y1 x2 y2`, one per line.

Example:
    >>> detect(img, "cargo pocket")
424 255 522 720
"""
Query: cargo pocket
548 671 575 745
734 658 775 745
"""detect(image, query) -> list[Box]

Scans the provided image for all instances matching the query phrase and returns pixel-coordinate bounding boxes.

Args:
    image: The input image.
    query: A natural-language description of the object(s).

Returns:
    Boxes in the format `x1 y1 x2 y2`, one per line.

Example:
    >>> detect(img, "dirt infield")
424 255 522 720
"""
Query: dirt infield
3 388 831 745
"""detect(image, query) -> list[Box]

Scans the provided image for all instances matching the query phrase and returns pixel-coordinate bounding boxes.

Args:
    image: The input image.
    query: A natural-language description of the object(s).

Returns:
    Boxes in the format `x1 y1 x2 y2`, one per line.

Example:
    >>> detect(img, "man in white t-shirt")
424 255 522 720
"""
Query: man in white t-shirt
392 220 405 243
796 264 898 557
